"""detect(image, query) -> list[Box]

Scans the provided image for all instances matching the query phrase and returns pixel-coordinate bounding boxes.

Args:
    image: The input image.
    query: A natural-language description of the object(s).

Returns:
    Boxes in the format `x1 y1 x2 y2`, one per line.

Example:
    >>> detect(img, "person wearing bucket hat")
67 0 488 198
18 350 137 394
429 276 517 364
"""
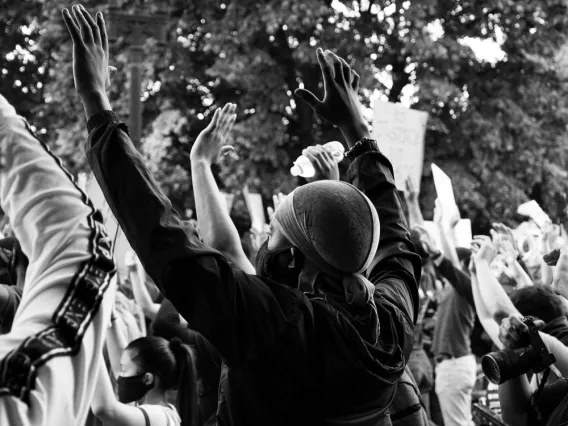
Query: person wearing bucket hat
67 5 420 425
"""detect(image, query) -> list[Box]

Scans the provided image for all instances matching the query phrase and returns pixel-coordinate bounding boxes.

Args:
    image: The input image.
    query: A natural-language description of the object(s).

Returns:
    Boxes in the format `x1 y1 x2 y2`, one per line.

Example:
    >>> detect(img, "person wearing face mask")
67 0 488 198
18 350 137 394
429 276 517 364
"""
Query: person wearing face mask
91 336 198 426
64 6 420 425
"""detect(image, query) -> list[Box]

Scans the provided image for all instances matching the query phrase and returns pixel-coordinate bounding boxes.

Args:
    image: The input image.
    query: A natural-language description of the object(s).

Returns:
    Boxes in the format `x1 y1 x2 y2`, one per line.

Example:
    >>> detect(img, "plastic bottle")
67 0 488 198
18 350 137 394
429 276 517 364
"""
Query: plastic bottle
290 141 345 178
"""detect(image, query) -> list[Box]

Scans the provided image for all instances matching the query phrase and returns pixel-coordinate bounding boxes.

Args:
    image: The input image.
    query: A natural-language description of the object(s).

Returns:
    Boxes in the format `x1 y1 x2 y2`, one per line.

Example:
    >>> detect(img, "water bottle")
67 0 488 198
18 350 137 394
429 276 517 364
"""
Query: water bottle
290 141 345 178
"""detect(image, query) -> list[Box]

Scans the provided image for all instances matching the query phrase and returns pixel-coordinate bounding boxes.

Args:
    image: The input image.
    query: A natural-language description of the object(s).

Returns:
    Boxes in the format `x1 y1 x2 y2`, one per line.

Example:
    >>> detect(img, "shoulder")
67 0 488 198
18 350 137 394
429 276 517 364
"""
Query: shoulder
138 404 182 426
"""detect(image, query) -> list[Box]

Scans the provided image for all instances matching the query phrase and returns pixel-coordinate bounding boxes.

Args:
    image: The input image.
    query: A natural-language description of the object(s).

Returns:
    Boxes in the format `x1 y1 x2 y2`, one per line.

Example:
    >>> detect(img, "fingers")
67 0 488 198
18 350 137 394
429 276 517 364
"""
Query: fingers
499 314 528 348
303 148 325 174
62 8 82 44
316 48 334 84
351 70 360 90
97 12 109 55
219 146 234 157
325 51 346 83
73 5 93 43
78 5 101 45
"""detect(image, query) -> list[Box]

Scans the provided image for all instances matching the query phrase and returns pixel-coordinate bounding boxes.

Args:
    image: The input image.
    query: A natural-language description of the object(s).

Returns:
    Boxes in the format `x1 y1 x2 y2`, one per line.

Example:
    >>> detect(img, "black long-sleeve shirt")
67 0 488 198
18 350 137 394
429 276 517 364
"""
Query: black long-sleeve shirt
85 112 420 426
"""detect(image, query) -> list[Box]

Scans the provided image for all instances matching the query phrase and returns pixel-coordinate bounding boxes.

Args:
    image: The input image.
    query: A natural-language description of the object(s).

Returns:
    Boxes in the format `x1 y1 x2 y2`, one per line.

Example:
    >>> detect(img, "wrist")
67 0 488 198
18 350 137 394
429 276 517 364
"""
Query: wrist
340 120 371 148
190 157 213 168
80 90 112 120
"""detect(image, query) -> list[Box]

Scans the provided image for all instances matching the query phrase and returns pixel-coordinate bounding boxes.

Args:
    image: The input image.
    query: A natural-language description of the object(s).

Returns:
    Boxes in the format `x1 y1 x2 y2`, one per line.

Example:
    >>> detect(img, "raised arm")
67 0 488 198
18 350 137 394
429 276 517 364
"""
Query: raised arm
0 89 116 425
64 6 290 365
189 104 255 274
403 177 425 228
126 252 160 320
295 49 420 361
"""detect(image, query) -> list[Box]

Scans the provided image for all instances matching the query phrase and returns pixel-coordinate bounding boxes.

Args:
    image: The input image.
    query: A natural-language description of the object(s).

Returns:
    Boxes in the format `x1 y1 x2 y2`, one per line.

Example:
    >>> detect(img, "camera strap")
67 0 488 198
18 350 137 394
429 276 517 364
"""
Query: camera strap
531 368 551 422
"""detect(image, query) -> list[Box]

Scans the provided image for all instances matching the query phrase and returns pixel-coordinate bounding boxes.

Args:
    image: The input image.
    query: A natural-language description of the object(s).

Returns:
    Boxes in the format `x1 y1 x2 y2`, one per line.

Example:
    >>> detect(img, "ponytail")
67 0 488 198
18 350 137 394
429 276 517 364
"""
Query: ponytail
169 337 199 426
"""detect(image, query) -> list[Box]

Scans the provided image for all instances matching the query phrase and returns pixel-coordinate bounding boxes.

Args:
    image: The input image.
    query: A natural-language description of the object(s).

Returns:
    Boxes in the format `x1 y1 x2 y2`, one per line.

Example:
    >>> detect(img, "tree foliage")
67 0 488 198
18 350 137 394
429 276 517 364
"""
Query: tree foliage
2 0 568 233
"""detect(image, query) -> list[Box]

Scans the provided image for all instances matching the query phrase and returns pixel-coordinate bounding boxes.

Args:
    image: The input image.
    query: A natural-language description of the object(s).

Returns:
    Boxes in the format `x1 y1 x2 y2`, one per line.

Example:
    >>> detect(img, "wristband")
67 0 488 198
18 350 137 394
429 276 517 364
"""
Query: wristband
345 138 380 160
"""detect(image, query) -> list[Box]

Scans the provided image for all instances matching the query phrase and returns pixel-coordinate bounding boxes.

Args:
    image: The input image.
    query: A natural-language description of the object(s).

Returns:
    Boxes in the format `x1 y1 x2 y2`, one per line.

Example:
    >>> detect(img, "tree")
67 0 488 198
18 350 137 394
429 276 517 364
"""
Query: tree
3 0 568 234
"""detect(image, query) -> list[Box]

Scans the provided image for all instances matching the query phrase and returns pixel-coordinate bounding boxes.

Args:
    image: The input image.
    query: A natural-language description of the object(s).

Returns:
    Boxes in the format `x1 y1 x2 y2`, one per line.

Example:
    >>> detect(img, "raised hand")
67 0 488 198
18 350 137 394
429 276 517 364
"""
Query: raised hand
190 103 237 165
499 313 544 349
267 193 286 221
294 49 369 144
303 145 340 182
62 5 110 97
473 235 497 264
404 177 419 204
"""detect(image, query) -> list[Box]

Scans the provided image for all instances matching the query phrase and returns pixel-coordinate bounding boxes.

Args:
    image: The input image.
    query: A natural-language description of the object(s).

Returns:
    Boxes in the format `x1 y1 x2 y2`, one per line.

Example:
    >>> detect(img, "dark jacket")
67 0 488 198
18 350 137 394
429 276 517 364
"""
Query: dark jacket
85 113 420 426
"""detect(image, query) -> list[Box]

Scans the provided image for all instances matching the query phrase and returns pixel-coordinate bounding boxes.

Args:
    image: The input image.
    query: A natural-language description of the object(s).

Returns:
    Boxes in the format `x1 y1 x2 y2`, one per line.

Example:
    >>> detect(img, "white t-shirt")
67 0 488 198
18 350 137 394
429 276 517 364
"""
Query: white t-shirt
138 404 181 426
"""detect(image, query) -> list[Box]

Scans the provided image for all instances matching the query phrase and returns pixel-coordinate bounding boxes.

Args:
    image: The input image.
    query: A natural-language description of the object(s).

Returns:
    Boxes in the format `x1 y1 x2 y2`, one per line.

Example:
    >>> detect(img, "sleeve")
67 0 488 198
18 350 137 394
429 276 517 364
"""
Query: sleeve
0 95 116 426
435 258 474 305
347 150 421 358
0 285 22 334
85 114 296 366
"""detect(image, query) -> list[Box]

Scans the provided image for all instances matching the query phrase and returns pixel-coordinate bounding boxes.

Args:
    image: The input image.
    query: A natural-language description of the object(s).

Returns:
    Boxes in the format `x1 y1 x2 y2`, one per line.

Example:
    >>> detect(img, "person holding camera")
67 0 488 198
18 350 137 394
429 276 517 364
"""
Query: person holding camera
494 311 568 426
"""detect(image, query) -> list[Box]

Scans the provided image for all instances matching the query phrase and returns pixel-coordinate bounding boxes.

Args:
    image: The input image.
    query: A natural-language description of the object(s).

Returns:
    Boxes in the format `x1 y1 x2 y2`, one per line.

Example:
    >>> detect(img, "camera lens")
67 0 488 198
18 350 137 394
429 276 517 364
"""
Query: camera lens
482 352 503 384
482 347 537 384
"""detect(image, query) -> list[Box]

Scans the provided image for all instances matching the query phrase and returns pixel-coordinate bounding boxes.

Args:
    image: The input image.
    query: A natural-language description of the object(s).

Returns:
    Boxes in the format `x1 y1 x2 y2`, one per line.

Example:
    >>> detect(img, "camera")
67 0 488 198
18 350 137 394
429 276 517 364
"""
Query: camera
482 317 556 384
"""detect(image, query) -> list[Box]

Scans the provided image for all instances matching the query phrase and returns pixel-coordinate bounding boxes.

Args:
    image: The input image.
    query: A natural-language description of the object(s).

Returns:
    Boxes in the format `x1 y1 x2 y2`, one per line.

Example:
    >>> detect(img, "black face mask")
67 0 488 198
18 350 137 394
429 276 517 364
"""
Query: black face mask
255 240 303 288
116 373 153 404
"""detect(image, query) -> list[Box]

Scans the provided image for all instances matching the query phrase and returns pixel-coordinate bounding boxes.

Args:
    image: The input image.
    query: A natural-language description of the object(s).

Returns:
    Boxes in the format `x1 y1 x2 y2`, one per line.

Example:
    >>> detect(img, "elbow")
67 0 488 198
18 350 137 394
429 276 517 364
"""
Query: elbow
91 403 116 423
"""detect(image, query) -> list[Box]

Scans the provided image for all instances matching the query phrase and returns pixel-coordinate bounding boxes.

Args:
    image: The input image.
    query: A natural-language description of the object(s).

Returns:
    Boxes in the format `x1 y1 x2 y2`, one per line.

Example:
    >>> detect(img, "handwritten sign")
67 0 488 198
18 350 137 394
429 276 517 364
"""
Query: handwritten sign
432 164 459 220
372 100 428 191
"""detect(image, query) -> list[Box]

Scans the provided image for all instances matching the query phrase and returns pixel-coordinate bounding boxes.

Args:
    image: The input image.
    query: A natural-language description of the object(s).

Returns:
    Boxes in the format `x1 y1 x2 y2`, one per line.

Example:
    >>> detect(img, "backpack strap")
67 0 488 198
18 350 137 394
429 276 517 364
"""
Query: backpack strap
139 407 151 426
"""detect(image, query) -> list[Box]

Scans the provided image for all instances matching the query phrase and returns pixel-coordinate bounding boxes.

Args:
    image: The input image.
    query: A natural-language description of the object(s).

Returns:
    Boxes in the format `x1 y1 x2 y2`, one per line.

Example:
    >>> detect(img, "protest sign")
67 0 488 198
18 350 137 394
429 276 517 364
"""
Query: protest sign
517 200 551 228
372 100 428 191
432 163 459 221
454 219 473 247
243 186 267 233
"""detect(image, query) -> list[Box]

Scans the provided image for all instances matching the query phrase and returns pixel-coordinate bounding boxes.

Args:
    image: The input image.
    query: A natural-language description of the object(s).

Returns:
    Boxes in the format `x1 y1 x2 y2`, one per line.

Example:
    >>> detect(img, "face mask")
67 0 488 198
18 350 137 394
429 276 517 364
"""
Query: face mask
255 240 303 288
116 373 153 404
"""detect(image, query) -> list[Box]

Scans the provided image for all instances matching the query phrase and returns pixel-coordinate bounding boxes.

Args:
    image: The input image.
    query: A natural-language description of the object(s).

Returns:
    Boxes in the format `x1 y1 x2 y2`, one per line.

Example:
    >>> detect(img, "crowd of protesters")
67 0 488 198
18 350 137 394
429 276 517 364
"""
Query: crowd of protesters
1 4 568 426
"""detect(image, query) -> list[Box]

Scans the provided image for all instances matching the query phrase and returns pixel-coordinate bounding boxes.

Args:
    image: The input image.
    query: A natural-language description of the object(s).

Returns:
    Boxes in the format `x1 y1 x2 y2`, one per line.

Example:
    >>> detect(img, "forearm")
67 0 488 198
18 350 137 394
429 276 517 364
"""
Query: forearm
91 359 120 421
85 112 219 296
129 268 160 320
347 151 420 321
406 202 425 228
81 91 112 121
475 260 519 319
541 332 568 377
471 270 504 348
339 119 370 149
498 376 531 426
191 160 255 274
435 257 474 304
511 261 533 288
105 317 130 378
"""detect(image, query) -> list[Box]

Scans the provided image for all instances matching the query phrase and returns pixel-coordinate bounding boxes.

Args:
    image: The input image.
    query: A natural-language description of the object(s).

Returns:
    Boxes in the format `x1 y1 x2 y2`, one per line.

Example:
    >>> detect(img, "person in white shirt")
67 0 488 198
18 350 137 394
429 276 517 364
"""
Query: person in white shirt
0 93 116 425
91 336 198 426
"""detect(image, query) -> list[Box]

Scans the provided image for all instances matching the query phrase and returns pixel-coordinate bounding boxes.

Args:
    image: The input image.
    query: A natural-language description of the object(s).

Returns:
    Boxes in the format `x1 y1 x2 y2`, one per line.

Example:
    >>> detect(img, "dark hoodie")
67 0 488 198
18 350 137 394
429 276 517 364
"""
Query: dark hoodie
86 113 420 425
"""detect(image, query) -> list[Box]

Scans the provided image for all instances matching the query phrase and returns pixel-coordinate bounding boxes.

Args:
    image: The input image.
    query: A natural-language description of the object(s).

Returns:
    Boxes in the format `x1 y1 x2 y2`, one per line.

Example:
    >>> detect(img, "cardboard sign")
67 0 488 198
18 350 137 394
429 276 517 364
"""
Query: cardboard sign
422 221 442 250
517 200 551 228
454 219 473 247
432 164 459 219
372 100 428 191
243 186 266 233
